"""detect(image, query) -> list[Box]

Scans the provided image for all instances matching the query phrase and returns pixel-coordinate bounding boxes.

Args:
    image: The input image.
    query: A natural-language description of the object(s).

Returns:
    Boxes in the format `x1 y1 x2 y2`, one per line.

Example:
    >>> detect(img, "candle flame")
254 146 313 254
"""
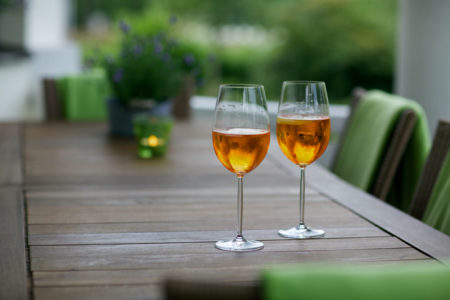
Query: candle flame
148 135 159 147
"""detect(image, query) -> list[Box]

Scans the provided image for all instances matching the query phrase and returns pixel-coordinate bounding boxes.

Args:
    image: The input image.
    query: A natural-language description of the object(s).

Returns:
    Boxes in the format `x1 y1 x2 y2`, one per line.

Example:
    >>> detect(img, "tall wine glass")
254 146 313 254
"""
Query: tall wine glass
276 81 330 238
212 84 270 251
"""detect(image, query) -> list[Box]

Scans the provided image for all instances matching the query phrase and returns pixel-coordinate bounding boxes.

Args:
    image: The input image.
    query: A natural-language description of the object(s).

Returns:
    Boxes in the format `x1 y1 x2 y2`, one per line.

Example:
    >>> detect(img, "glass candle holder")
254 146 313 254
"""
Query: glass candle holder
133 114 173 159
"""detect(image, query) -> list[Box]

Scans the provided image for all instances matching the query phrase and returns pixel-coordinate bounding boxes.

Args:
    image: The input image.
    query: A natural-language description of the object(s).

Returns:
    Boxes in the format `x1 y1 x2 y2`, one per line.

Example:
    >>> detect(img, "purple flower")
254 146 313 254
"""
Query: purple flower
169 15 177 24
154 42 163 54
184 54 195 66
113 68 123 83
119 20 130 34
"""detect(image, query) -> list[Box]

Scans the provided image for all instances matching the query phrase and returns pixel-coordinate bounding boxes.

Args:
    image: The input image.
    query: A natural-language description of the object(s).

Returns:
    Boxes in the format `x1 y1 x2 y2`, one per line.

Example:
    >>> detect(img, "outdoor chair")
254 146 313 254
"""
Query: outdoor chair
331 89 430 210
42 69 109 121
409 119 450 235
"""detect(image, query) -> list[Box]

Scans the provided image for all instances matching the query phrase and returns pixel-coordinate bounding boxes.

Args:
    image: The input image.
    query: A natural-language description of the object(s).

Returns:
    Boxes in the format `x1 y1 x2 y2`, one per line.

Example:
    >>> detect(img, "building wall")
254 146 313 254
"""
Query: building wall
0 0 80 122
396 0 450 135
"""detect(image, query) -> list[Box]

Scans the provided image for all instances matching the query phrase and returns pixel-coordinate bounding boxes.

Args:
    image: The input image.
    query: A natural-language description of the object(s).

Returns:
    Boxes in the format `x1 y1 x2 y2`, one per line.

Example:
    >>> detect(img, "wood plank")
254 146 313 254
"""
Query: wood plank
34 285 161 300
25 191 324 206
26 200 357 224
30 247 427 272
30 237 407 258
28 227 388 246
33 266 261 287
27 215 371 235
23 121 446 300
0 124 22 185
267 144 450 263
0 187 29 299
33 258 437 287
23 121 290 189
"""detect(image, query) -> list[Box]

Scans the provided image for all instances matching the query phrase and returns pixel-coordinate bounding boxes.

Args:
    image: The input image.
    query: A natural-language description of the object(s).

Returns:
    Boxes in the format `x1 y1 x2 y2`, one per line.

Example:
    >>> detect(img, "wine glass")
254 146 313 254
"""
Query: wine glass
212 84 270 251
276 81 330 238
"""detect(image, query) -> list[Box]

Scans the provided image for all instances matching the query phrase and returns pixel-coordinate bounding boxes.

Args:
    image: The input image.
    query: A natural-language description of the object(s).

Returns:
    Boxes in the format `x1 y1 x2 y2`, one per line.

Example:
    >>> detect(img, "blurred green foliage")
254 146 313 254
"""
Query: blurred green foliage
99 21 208 104
76 0 397 103
270 0 396 102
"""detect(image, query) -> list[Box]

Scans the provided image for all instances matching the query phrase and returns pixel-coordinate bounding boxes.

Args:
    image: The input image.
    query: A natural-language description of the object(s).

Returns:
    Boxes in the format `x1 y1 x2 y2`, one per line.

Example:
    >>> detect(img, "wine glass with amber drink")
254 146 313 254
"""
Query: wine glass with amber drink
276 81 330 238
212 84 270 251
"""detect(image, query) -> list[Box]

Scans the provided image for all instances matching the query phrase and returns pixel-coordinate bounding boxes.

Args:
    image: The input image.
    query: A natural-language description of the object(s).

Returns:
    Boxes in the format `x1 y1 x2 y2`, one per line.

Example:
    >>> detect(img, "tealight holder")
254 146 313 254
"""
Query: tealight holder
133 114 173 159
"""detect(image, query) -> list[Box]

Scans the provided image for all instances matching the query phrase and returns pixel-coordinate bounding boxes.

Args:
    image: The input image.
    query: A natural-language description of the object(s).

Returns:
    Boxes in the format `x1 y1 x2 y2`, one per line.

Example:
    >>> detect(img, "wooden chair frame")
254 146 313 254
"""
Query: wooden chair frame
409 119 450 219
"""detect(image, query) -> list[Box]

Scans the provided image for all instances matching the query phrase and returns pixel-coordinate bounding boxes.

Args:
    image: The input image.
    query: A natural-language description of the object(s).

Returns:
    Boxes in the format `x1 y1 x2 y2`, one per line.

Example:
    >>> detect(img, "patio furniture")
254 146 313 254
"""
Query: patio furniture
1 116 448 299
409 119 450 234
42 70 109 121
332 90 430 210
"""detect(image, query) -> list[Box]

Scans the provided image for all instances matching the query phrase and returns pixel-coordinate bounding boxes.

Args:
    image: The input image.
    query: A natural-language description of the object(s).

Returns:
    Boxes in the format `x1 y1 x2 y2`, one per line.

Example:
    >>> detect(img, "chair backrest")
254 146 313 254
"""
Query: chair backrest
332 89 418 202
42 70 110 122
330 87 367 169
42 78 63 121
371 109 417 200
409 119 450 220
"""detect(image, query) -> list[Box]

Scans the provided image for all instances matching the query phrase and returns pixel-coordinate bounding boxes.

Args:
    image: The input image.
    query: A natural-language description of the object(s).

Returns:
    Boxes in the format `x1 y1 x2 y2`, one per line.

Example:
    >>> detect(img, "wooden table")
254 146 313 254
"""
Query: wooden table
2 115 450 300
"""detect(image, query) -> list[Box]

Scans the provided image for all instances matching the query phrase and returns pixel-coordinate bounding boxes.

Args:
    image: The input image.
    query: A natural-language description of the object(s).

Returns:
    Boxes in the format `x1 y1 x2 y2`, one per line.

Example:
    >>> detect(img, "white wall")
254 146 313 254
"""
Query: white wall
0 0 80 122
395 0 450 135
25 0 71 51
0 59 37 121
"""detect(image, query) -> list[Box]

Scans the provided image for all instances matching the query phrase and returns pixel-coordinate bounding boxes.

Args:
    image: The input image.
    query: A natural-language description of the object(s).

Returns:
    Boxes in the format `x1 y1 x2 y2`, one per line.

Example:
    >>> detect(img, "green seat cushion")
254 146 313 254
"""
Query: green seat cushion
263 262 450 300
423 150 450 235
333 90 430 210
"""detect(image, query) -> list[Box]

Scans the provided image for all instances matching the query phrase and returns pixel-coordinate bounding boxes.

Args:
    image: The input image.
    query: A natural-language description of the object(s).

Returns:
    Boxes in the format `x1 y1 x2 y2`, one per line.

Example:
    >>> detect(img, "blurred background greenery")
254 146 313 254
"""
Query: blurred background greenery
75 0 397 103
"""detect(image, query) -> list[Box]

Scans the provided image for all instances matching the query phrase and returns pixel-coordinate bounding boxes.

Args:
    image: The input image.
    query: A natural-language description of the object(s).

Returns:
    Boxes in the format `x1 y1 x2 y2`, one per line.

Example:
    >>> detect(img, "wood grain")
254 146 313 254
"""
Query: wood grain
26 200 357 224
19 121 444 300
27 217 372 235
31 247 426 272
267 141 450 263
28 227 388 246
33 258 437 287
0 124 22 185
34 285 161 300
30 237 407 259
0 187 29 300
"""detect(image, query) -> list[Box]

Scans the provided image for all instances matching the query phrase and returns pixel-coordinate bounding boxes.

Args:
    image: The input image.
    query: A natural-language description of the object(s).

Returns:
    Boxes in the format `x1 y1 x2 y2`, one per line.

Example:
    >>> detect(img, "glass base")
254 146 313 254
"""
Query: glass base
278 224 325 239
215 235 264 252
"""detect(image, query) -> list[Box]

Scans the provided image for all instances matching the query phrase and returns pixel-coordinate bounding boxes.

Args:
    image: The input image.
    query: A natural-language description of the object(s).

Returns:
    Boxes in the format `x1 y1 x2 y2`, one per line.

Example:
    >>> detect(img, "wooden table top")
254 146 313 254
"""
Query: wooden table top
1 116 450 300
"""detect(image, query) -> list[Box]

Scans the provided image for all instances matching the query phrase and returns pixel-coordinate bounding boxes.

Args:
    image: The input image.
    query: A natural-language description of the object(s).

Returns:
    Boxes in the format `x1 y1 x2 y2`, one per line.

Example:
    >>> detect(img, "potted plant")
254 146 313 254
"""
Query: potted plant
102 20 207 136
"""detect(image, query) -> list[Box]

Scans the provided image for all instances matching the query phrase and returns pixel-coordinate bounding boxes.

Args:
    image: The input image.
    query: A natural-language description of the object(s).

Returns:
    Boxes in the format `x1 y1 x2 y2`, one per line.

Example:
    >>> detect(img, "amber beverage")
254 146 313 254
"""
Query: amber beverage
212 84 269 251
277 114 330 166
213 128 270 175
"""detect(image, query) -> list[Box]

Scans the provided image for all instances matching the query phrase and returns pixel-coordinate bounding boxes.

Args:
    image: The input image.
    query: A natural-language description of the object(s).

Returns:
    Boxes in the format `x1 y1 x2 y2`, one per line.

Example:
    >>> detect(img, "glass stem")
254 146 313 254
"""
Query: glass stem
237 175 243 237
299 166 306 226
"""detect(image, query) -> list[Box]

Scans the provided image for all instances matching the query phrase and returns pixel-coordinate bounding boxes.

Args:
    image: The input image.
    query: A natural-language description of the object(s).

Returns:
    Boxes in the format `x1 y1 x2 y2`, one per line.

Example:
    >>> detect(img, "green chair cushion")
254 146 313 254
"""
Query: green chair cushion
333 90 430 210
57 69 110 121
423 150 450 235
263 262 450 300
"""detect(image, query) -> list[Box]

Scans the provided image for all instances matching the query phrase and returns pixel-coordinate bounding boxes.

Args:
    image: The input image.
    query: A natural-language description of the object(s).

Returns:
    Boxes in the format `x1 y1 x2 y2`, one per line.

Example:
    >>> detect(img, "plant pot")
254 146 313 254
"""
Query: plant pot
107 98 171 137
